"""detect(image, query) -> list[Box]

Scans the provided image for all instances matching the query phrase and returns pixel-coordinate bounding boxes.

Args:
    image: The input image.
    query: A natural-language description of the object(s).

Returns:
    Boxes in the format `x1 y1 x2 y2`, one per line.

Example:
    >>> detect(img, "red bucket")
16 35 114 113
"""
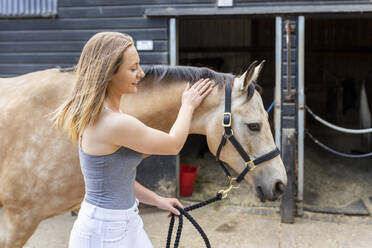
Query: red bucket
179 164 200 197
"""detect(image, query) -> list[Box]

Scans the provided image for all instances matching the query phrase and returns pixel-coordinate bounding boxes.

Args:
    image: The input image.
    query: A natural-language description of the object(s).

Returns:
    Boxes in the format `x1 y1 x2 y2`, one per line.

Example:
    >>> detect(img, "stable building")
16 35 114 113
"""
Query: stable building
1 0 372 223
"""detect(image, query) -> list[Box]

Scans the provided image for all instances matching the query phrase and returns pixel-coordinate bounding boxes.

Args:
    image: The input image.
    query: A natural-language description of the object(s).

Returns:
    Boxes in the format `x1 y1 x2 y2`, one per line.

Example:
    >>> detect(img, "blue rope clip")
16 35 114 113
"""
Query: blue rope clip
266 101 275 113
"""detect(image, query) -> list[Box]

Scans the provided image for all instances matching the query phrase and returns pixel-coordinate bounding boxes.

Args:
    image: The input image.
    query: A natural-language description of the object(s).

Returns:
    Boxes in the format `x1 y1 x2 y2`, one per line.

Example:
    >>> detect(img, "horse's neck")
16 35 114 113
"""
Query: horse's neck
121 80 223 135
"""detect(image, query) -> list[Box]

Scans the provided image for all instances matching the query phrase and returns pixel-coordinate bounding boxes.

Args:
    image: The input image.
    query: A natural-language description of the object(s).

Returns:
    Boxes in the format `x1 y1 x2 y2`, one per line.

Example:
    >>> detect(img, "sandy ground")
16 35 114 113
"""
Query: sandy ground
19 203 372 248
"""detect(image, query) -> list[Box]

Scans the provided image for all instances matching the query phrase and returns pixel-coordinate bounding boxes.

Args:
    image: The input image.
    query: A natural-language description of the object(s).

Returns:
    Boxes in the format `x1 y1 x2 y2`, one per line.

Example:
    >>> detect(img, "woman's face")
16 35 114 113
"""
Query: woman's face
109 45 145 95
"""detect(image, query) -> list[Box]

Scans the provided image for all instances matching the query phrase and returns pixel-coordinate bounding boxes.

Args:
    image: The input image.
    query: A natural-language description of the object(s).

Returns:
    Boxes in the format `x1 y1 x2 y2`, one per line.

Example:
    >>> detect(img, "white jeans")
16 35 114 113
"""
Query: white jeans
68 199 153 248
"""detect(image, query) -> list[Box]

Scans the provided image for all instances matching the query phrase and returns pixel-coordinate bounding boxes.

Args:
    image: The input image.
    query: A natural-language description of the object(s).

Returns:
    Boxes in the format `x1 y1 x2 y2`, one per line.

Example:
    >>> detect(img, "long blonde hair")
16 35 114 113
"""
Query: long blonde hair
52 32 133 141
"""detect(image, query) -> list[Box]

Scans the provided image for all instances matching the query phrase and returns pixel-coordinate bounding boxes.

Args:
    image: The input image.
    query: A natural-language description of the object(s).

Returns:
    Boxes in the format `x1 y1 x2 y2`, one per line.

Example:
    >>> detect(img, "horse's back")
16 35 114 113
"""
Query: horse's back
0 68 75 149
0 68 75 105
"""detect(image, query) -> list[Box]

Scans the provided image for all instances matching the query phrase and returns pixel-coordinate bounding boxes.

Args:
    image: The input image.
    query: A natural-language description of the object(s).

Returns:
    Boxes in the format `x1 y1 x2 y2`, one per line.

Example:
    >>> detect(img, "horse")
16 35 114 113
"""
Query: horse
0 61 287 247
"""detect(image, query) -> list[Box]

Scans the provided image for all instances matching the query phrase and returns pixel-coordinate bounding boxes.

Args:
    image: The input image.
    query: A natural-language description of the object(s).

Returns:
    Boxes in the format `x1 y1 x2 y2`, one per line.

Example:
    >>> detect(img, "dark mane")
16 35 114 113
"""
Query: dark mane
142 65 234 88
142 64 260 101
58 64 258 101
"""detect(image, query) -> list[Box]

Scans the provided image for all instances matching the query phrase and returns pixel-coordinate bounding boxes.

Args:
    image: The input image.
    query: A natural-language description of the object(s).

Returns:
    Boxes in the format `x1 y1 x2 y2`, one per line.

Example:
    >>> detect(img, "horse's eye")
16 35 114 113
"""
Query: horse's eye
247 123 261 131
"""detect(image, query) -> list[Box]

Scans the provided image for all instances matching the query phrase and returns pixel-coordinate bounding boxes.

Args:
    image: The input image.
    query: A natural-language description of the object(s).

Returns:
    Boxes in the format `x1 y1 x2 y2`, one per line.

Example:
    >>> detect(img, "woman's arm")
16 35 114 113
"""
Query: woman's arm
134 181 160 206
105 79 212 155
134 181 183 215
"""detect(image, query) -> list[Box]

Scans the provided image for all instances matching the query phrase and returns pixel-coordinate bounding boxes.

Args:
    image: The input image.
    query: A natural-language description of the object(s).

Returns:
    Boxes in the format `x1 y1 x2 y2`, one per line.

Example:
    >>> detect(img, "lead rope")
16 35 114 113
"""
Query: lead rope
166 192 223 248
166 176 238 248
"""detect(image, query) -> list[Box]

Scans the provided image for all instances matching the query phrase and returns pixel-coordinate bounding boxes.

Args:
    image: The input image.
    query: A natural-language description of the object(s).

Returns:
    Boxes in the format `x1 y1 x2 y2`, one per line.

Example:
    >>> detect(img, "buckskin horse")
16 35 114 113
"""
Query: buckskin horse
0 61 287 247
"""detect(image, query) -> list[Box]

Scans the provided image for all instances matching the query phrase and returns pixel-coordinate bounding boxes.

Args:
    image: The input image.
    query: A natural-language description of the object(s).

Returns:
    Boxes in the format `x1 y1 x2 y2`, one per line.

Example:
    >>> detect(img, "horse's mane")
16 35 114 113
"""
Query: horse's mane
142 64 258 101
142 65 234 88
58 64 258 101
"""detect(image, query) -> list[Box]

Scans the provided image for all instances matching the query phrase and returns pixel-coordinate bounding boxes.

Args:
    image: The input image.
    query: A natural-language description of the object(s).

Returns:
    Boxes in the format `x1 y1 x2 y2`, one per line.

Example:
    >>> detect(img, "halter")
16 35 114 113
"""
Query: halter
215 82 281 197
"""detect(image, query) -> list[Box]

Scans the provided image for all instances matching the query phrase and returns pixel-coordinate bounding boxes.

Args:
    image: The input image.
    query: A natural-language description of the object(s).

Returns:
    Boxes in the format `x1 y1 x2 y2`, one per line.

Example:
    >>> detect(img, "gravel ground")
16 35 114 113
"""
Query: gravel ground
20 204 372 248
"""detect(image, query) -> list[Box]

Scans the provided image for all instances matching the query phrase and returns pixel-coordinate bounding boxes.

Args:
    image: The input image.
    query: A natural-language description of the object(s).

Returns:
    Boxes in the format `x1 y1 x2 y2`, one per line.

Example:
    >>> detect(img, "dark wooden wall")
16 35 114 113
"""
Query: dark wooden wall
0 0 268 78
1 0 369 78
0 0 172 77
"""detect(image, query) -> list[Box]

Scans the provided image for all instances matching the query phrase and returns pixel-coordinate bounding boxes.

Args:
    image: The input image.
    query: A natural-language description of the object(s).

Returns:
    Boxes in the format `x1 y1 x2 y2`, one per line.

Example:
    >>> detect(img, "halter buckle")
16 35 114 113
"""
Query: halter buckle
229 177 240 189
223 129 234 138
218 177 240 199
245 160 257 171
222 112 232 127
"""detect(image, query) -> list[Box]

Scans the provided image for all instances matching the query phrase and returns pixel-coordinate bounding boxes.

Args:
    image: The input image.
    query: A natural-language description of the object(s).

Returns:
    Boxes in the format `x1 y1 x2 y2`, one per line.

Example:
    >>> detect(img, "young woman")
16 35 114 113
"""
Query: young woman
53 32 212 248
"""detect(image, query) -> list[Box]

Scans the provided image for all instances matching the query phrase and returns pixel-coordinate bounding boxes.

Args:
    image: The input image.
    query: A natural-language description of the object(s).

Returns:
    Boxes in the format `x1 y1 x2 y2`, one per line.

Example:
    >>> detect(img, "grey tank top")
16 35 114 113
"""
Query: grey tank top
79 145 143 209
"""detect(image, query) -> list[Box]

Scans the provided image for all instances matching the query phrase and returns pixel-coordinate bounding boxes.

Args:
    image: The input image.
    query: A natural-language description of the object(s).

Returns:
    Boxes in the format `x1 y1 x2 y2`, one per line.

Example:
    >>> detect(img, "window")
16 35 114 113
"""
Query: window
0 0 57 18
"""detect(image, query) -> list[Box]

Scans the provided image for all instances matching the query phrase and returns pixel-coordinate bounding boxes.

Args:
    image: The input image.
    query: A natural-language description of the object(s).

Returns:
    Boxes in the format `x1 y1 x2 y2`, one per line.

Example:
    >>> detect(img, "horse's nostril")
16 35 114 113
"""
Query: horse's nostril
274 182 286 197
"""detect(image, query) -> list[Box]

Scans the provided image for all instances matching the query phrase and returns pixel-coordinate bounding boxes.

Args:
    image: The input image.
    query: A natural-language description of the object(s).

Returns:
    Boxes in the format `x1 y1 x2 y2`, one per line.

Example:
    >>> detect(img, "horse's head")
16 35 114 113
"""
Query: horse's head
204 61 287 202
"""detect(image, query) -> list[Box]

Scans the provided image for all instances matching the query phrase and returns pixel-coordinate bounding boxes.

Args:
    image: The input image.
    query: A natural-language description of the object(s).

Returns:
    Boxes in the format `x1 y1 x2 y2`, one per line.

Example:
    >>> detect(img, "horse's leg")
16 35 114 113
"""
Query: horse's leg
0 207 41 248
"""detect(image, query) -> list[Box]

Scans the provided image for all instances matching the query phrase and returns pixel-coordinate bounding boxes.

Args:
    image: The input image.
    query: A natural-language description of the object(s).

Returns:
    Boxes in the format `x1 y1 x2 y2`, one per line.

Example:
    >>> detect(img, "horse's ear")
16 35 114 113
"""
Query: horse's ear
236 60 265 91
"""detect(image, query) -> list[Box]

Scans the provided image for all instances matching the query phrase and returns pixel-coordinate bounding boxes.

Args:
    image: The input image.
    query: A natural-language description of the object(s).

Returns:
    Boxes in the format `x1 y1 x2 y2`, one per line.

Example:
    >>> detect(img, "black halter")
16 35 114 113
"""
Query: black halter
215 82 281 184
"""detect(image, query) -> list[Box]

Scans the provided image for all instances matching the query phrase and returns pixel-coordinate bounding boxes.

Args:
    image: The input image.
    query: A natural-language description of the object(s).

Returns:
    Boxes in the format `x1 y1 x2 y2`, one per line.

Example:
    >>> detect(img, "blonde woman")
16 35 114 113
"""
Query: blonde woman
53 32 212 248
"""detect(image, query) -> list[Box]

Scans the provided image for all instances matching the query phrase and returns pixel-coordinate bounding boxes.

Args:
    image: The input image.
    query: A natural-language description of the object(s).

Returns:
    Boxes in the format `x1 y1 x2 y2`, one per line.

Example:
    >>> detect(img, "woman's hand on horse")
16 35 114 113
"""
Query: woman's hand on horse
182 78 213 110
155 196 184 217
